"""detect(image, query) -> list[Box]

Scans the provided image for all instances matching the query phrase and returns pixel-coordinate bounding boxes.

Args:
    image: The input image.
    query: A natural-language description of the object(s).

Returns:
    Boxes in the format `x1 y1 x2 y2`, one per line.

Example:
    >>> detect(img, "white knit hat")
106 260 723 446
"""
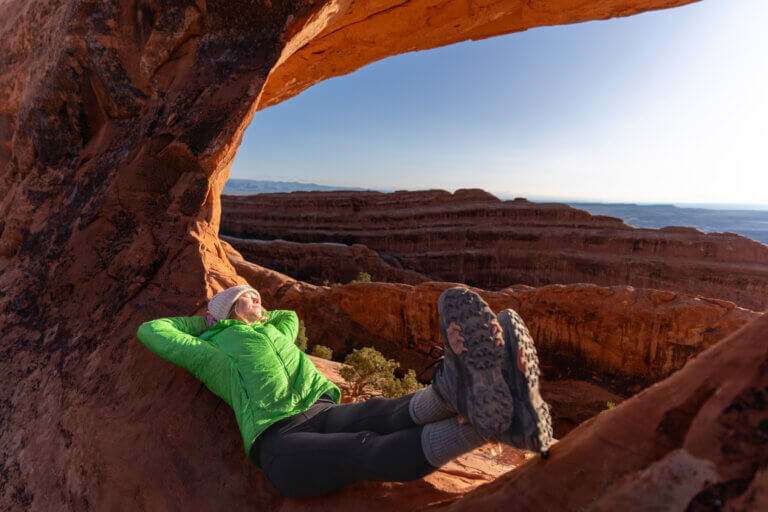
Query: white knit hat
208 285 259 322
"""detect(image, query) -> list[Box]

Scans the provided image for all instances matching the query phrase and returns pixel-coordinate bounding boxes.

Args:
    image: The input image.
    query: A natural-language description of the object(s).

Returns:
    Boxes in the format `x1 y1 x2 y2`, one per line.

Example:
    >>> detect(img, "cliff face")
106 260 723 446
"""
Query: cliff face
222 234 430 286
8 0 758 510
223 241 758 383
428 309 768 512
221 190 768 312
222 242 759 437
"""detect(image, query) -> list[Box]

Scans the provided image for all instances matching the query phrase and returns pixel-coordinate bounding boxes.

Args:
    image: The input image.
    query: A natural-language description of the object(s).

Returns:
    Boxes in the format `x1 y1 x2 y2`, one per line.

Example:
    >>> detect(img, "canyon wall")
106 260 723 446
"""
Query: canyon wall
13 0 768 510
428 311 768 512
223 242 758 386
221 190 768 311
222 234 430 285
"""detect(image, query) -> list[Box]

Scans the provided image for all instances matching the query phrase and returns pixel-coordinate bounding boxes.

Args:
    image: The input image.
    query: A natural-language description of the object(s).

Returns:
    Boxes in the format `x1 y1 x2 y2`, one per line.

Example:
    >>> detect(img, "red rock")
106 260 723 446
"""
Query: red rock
222 234 429 286
0 0 726 509
224 241 758 384
426 305 768 512
222 189 768 311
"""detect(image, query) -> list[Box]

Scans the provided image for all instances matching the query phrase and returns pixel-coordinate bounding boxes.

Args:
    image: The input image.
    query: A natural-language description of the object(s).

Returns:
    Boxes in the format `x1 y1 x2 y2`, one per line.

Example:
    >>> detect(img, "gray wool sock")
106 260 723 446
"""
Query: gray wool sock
409 385 456 425
421 417 486 468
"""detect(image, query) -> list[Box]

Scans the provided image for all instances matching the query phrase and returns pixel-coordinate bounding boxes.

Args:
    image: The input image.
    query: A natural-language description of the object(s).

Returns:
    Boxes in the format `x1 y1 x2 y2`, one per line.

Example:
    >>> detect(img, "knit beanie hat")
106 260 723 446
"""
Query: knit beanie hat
208 285 259 322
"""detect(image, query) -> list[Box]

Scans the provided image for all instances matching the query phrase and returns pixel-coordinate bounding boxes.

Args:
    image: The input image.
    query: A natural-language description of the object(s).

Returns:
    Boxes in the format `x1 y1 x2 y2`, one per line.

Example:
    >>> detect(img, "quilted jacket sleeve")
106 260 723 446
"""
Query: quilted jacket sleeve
137 316 222 377
265 310 299 342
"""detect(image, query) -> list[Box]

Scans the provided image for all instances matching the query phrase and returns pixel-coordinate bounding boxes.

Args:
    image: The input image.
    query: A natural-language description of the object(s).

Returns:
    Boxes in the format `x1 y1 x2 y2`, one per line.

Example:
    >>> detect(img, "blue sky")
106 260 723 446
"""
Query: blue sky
231 0 767 207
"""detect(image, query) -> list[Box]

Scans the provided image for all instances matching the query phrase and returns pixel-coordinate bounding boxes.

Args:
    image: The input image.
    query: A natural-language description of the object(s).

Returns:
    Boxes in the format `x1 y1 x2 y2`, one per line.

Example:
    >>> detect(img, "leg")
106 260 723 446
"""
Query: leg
317 393 415 434
313 387 455 435
257 415 435 498
258 415 484 499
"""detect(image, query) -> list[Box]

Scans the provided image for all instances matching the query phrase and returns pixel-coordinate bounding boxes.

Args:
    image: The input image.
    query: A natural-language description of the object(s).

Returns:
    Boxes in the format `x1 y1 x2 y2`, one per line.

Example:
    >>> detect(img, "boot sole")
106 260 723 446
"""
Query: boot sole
498 309 553 454
438 288 515 440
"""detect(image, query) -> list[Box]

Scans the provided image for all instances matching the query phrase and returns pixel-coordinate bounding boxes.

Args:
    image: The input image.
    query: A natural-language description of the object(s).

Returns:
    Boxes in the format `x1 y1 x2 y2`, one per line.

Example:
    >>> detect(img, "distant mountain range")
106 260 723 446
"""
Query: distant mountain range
222 179 768 244
223 179 373 195
570 202 768 245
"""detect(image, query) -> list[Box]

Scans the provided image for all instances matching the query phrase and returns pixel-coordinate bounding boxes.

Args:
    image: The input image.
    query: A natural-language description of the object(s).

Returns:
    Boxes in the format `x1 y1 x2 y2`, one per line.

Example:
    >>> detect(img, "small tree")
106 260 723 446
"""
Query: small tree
340 347 425 400
295 320 308 352
311 345 334 360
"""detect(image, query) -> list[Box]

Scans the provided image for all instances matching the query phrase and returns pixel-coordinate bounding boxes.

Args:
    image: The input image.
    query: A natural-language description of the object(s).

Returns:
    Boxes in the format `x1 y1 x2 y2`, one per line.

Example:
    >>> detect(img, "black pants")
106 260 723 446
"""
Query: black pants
253 393 437 498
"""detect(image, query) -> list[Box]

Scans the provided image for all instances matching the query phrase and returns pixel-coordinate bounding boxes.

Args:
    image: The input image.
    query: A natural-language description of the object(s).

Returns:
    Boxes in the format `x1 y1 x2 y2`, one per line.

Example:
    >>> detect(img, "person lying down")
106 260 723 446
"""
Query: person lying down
137 284 552 499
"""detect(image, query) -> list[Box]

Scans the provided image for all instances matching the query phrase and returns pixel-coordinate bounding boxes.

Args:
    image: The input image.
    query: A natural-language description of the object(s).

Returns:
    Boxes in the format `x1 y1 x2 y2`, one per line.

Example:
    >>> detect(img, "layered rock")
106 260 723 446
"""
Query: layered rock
222 234 429 286
222 189 768 312
427 306 768 512
1 0 733 510
224 241 759 384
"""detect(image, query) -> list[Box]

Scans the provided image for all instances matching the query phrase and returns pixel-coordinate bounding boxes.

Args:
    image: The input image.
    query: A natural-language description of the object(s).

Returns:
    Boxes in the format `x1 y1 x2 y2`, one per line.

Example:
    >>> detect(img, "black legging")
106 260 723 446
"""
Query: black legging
252 393 437 498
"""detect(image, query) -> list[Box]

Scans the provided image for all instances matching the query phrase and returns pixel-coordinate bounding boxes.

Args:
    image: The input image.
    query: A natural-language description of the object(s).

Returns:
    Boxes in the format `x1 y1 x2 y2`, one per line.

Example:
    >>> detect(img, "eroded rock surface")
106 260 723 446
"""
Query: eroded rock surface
222 234 430 285
427 310 768 512
5 0 750 510
224 242 758 385
222 189 768 311
223 242 761 438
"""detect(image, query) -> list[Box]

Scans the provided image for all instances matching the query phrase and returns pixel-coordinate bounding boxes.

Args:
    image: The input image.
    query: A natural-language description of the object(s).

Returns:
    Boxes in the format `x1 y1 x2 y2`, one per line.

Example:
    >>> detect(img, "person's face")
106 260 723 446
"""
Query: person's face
234 291 262 320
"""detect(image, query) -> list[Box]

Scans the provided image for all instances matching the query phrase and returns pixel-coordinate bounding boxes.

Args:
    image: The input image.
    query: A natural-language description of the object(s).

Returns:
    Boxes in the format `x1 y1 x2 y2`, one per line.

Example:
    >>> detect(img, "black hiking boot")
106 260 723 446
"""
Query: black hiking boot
431 287 515 440
497 308 553 457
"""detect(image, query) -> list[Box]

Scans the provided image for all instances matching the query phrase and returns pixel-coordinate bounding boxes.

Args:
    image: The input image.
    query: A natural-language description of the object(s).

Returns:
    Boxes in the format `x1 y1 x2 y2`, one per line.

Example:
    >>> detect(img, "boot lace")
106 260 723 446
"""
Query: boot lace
416 345 445 379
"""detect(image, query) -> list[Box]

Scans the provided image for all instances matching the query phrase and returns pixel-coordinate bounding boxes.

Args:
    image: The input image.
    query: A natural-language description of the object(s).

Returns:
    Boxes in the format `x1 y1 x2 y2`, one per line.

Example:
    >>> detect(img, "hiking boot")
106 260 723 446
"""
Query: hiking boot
430 287 515 440
497 308 553 457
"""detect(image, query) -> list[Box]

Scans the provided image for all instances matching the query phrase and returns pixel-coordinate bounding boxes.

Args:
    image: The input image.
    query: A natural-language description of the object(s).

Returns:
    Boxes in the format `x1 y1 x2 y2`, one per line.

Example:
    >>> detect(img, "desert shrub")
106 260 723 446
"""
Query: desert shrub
340 347 425 400
601 401 617 413
322 272 372 288
311 345 334 360
295 320 308 352
350 271 372 283
376 369 424 398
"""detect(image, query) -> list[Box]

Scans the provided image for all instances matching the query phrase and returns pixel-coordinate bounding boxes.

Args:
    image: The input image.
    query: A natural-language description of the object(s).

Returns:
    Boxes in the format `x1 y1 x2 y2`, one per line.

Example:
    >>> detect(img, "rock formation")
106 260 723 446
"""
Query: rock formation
222 234 430 286
12 0 764 510
223 241 759 437
224 242 759 385
221 189 768 312
426 308 768 512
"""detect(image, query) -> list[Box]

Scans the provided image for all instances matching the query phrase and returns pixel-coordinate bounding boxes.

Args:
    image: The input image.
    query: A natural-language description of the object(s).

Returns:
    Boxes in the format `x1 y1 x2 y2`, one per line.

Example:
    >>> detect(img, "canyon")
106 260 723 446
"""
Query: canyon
4 0 766 511
223 241 759 437
222 189 768 312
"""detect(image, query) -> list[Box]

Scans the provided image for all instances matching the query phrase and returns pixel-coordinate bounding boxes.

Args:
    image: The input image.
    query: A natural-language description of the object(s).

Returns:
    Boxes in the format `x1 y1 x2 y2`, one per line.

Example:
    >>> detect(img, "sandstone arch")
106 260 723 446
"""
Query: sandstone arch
9 1 759 510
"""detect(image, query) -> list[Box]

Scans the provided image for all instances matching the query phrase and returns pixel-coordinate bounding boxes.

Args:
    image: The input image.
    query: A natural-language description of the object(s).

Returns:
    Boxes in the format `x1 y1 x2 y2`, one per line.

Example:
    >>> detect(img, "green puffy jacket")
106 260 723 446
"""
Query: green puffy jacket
136 310 341 467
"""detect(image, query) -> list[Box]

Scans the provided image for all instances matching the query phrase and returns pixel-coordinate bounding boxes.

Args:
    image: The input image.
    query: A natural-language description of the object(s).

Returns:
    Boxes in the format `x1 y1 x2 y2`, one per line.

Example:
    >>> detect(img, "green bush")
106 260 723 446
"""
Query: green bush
295 320 308 352
601 401 617 414
311 345 334 360
350 271 372 283
376 369 424 398
322 272 372 288
340 347 425 399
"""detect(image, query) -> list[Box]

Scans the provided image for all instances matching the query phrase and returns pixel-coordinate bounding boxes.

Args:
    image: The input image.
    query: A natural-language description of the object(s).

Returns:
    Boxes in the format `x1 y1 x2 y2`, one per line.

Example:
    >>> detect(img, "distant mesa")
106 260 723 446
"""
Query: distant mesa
221 187 768 311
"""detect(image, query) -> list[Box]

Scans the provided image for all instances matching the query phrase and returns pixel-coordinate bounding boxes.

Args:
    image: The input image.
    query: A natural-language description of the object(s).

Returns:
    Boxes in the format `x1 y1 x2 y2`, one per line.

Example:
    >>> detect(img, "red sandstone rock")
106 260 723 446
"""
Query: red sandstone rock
426 306 768 512
255 0 699 110
0 0 728 510
224 241 758 384
223 241 761 440
221 189 768 312
222 234 429 286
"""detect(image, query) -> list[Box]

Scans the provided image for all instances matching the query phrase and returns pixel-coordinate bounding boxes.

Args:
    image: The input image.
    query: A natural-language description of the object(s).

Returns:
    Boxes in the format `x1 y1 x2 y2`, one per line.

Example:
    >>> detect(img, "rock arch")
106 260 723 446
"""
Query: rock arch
9 1 754 510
